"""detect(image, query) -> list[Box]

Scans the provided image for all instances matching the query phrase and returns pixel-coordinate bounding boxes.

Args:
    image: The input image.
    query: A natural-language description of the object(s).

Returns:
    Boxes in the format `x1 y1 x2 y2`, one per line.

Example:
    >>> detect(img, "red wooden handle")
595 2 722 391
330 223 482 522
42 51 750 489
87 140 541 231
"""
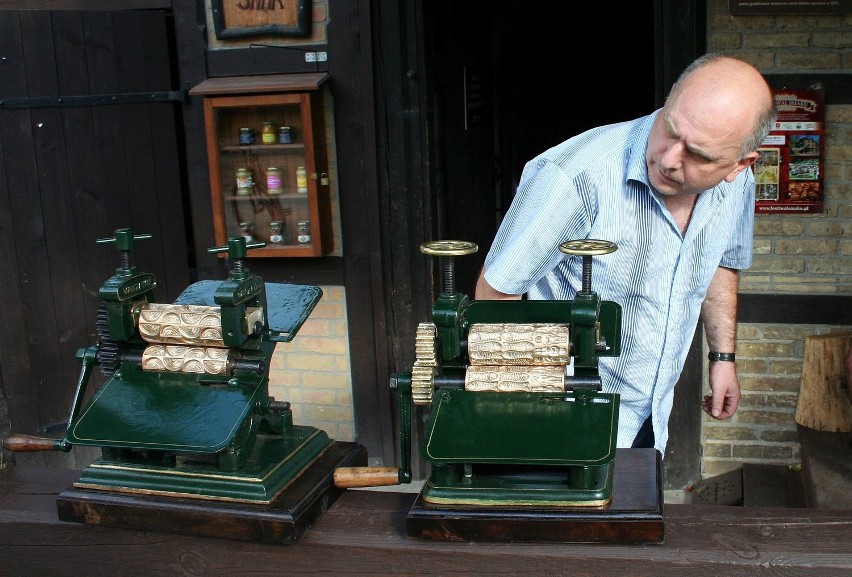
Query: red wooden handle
2 434 61 452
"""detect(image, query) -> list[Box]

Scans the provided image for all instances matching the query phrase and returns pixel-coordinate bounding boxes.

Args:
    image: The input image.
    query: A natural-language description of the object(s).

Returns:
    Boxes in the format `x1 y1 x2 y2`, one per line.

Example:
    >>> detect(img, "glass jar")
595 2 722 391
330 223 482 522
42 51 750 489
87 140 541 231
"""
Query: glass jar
269 221 283 245
297 221 311 245
261 121 276 144
239 221 253 242
296 166 308 194
236 168 254 195
239 127 255 145
277 126 292 144
266 167 282 194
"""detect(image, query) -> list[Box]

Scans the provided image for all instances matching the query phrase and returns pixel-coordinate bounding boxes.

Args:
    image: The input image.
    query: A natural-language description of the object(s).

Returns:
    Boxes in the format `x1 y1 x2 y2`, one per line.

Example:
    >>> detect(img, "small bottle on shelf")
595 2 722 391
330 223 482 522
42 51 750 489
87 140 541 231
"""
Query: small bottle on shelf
266 167 282 195
261 121 276 144
269 221 283 245
296 166 308 194
236 168 254 196
239 221 253 242
239 127 255 145
297 220 311 245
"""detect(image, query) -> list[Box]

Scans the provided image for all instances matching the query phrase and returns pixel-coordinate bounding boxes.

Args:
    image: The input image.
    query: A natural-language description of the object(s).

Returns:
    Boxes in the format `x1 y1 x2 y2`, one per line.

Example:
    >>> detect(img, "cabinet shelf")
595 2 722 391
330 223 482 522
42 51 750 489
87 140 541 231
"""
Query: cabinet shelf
226 192 309 201
221 143 305 153
190 74 332 258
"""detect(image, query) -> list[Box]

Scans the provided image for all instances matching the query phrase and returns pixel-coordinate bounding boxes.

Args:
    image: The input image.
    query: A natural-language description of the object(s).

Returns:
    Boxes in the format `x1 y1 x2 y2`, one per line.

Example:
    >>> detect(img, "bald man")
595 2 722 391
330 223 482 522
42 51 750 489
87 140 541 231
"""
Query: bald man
475 54 777 455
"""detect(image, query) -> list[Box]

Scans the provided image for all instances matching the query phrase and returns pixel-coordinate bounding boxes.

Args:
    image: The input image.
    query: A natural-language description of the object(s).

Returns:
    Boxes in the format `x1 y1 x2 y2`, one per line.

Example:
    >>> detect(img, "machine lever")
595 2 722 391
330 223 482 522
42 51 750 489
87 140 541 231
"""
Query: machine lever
333 466 402 488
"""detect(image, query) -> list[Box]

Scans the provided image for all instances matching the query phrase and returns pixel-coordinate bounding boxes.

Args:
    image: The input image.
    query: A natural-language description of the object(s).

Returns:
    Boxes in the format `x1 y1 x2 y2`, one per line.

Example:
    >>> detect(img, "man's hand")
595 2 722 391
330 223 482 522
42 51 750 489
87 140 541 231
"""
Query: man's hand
702 360 741 419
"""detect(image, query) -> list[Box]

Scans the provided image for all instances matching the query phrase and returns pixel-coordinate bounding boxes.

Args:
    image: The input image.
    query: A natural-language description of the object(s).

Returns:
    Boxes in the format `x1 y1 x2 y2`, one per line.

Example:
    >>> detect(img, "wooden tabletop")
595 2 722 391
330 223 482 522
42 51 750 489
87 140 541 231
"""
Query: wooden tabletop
1 466 850 577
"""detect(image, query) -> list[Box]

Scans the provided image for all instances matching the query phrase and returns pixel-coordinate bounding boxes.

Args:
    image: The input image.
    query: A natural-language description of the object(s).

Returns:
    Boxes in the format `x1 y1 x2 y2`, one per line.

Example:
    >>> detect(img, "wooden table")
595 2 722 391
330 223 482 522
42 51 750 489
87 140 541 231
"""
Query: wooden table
2 466 851 577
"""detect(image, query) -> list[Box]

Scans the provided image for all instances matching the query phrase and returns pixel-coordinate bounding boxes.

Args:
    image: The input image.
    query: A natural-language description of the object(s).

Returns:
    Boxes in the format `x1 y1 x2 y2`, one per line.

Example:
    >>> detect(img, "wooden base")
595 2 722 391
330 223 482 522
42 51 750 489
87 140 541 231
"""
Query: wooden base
407 448 664 544
4 466 852 576
55 441 366 544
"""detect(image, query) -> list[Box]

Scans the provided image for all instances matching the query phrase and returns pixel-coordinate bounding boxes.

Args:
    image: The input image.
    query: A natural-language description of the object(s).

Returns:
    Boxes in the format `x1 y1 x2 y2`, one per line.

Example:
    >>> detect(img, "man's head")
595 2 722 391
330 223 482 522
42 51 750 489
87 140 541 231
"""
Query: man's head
646 54 777 197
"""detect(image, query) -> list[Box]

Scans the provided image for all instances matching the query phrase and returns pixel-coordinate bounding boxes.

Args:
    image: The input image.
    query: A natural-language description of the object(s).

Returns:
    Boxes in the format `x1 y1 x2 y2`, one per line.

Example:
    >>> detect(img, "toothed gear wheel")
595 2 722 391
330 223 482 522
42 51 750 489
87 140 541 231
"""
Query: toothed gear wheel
411 322 437 405
95 303 120 377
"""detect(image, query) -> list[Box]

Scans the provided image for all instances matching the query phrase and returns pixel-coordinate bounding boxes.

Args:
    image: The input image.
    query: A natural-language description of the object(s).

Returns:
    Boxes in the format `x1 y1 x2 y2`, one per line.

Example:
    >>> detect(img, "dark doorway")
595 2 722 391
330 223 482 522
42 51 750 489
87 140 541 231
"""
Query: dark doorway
416 2 706 490
423 1 656 294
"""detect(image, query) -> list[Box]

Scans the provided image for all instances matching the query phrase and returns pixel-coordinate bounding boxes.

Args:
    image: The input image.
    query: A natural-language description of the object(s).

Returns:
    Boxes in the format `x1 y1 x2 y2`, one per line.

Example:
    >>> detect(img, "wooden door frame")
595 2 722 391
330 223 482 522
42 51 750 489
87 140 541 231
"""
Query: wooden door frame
369 0 708 484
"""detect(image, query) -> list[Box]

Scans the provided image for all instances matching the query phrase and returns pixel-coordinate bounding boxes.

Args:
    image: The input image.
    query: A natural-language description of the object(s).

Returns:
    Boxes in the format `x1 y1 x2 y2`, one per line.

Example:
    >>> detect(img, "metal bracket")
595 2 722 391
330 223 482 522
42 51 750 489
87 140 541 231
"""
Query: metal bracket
0 89 187 110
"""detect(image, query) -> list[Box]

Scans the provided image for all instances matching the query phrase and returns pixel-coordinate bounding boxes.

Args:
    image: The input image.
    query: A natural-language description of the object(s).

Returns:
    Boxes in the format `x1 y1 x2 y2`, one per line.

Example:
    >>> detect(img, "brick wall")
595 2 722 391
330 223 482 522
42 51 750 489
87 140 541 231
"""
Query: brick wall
702 0 851 478
267 285 355 441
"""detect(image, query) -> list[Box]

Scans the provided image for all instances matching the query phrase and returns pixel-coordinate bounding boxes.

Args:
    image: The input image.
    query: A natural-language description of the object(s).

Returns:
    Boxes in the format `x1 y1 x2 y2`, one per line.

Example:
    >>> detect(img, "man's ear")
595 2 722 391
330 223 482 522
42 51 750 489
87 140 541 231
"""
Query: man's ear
723 151 759 183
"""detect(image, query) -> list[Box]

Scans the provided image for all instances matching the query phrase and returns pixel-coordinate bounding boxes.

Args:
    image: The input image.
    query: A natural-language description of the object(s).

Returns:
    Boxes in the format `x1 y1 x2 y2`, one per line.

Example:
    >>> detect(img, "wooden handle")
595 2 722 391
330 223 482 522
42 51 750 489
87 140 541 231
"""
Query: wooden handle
2 434 62 452
333 466 401 488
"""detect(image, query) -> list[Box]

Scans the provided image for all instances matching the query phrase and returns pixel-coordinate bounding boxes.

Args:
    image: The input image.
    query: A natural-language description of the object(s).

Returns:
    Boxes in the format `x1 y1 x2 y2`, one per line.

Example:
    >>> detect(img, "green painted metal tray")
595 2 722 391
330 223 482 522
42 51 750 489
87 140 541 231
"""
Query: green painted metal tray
67 374 263 451
422 390 618 466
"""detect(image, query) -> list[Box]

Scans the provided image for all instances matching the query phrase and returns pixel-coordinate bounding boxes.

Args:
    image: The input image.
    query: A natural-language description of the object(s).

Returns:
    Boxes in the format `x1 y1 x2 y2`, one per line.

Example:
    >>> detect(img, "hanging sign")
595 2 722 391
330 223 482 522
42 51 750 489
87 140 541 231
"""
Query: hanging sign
754 88 825 214
211 0 312 40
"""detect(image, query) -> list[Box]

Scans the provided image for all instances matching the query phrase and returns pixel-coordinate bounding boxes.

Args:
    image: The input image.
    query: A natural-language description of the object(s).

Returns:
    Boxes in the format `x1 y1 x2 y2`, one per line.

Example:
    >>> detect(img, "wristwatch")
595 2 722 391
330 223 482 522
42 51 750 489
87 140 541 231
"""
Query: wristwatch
708 352 736 362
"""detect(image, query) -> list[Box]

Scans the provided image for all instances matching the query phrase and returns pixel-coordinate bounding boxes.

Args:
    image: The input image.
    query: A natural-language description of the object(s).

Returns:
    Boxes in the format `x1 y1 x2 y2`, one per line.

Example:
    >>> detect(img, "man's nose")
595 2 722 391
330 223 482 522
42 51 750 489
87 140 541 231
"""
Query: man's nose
660 140 684 168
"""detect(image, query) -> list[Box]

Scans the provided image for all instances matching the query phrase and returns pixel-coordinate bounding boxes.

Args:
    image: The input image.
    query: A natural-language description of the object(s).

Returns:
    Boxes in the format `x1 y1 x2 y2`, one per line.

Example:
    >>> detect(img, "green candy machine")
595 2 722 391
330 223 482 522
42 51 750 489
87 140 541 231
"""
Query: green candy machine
335 239 624 511
3 229 365 543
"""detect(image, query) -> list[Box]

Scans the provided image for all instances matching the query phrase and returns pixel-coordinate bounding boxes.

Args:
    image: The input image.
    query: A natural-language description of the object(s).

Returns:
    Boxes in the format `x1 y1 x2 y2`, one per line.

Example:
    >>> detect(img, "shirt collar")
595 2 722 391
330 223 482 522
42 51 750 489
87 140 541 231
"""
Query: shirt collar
626 110 658 188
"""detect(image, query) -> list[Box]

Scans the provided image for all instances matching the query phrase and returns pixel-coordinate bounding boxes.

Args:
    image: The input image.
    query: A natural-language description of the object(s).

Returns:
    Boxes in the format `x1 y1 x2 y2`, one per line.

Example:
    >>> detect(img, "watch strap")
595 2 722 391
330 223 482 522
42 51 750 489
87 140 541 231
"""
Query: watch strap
708 352 736 362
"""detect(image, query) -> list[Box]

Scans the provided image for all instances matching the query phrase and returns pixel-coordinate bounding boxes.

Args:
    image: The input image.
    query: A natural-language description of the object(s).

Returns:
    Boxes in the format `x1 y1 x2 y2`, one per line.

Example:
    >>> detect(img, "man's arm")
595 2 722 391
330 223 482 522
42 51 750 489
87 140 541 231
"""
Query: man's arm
474 267 522 300
700 265 741 419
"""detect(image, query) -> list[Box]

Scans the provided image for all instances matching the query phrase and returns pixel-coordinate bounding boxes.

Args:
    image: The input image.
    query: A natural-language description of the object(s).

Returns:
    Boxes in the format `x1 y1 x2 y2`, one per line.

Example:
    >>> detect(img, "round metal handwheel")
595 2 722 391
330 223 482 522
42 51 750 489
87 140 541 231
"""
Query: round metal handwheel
420 240 478 257
559 239 618 256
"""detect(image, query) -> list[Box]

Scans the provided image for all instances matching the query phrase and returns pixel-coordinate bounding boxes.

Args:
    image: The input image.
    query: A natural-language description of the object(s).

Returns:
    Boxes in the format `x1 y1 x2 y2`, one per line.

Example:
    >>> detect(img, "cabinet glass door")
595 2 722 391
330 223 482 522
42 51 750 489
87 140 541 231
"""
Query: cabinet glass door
200 87 329 257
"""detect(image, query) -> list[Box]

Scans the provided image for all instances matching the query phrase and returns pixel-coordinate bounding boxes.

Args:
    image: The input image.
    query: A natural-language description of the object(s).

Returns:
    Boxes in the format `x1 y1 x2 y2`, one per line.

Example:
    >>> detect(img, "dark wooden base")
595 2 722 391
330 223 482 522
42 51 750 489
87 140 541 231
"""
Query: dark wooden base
407 448 664 544
55 441 366 544
4 466 851 576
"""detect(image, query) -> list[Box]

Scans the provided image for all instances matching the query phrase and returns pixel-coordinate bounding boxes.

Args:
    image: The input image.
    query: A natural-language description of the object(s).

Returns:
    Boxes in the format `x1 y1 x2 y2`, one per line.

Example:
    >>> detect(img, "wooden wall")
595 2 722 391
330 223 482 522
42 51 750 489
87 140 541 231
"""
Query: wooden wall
0 5 190 468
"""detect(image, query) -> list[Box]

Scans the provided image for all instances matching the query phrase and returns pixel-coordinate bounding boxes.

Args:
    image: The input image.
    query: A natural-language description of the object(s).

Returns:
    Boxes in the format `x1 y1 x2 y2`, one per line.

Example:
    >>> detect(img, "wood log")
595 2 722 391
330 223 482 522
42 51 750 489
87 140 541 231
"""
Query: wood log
796 333 852 432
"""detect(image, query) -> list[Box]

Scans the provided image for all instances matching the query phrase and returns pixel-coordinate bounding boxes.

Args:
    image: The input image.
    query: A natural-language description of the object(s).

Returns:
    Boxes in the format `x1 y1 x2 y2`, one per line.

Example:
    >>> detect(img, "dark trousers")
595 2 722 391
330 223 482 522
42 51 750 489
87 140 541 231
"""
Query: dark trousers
631 415 655 448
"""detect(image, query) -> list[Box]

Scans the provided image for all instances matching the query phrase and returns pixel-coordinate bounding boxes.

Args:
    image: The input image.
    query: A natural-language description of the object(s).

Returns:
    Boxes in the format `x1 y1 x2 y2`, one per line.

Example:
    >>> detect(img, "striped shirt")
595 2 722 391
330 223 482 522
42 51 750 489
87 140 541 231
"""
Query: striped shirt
483 110 755 455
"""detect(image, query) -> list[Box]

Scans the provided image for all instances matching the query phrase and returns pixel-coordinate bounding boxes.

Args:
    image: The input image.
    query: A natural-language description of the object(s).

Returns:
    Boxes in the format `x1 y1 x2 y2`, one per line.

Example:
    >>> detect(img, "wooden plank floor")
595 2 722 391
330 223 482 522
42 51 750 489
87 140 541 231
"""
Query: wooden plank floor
2 465 851 576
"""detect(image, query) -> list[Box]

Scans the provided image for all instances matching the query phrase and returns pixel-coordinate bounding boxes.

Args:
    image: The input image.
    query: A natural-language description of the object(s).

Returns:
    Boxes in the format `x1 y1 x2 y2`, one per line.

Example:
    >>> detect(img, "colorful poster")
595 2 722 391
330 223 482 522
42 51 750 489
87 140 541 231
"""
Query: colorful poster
754 88 825 214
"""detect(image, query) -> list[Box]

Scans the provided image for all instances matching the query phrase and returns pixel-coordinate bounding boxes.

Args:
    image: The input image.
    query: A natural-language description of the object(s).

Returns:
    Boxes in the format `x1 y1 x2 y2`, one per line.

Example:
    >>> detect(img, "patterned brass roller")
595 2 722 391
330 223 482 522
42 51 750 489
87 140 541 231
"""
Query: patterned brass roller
136 303 264 347
141 344 231 374
138 303 225 346
467 323 571 366
465 365 566 392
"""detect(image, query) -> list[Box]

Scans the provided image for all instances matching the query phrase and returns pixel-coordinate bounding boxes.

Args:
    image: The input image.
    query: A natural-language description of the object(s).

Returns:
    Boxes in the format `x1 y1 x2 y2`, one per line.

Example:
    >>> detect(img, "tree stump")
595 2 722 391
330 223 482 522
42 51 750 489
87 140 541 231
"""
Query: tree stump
795 333 852 432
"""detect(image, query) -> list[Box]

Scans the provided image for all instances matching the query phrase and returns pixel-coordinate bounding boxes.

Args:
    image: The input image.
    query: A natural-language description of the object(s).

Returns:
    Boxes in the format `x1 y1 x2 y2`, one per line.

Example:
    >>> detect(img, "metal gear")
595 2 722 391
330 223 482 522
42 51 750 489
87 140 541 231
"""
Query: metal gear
411 322 437 405
95 303 120 377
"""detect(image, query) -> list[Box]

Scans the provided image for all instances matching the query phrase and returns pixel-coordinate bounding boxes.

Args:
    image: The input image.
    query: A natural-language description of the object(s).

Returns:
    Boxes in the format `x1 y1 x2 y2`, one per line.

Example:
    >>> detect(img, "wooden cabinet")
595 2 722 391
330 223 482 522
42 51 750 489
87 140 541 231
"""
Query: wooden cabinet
190 74 332 257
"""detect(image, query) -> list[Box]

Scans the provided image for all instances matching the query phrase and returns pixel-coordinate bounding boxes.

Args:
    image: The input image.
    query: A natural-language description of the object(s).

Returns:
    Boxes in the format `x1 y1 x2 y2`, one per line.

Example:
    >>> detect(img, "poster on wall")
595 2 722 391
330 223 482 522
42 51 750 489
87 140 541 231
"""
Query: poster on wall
754 88 825 214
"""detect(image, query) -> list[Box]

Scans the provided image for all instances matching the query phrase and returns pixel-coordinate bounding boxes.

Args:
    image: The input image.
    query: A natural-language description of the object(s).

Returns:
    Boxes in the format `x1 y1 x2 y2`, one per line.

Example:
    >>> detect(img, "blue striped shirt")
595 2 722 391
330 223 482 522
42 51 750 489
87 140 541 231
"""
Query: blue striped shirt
483 110 755 454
